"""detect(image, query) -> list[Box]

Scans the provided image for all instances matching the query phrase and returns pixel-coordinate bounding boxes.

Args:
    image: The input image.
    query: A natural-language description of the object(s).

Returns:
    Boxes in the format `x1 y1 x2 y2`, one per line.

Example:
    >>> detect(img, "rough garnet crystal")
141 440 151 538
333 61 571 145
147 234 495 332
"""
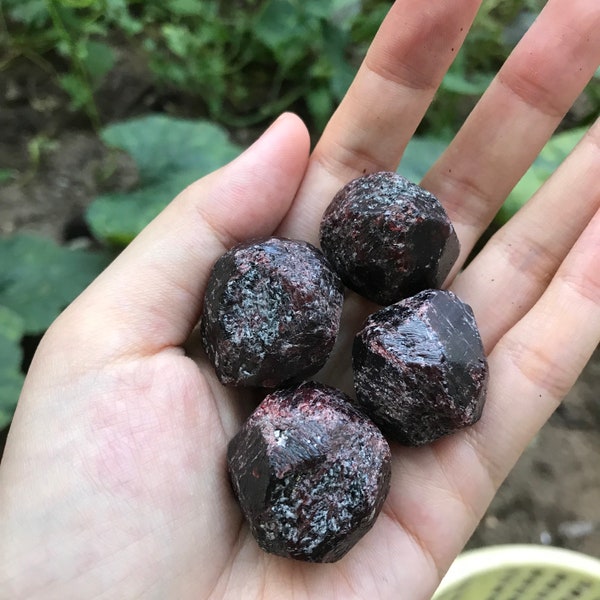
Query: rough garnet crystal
227 381 391 562
320 171 460 305
200 237 344 387
353 289 488 446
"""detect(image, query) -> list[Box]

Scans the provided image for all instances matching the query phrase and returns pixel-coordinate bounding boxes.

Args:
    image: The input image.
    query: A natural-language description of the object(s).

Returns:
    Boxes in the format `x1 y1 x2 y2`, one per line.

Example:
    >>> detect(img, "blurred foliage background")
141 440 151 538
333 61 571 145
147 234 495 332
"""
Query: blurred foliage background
0 0 599 427
4 0 575 132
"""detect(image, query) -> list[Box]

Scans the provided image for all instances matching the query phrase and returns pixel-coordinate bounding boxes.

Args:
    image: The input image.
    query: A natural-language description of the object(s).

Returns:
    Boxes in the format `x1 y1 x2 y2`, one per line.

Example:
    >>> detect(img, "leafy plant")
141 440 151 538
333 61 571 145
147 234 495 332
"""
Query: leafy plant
140 0 360 131
4 0 582 136
495 127 588 224
0 169 14 183
0 234 114 333
86 115 243 245
0 0 368 131
1 0 116 125
0 306 25 429
0 234 114 425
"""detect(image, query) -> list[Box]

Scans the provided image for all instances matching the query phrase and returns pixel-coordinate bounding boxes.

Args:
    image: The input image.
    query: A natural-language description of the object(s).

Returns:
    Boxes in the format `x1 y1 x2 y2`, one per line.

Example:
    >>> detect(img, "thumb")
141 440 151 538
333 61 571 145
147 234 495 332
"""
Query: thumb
59 113 311 357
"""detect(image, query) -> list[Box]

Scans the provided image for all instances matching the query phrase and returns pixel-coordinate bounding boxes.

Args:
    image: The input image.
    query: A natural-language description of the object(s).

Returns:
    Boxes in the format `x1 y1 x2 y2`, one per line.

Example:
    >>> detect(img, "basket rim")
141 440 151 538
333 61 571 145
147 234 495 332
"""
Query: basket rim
434 544 600 596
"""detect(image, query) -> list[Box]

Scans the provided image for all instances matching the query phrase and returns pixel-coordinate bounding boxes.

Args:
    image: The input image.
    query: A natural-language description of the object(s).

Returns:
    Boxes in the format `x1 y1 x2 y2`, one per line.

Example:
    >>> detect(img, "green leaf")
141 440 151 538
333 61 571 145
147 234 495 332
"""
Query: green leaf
398 136 448 184
496 127 587 224
161 24 190 57
0 305 24 343
0 169 14 183
302 0 360 27
88 116 242 245
59 72 93 110
6 0 49 26
104 0 143 34
323 23 354 100
306 86 334 133
254 0 313 69
255 0 301 51
0 306 25 429
81 40 116 85
441 70 495 96
0 234 114 334
328 0 361 30
86 169 200 245
100 115 241 186
169 0 203 16
350 4 389 43
58 0 94 7
302 0 331 20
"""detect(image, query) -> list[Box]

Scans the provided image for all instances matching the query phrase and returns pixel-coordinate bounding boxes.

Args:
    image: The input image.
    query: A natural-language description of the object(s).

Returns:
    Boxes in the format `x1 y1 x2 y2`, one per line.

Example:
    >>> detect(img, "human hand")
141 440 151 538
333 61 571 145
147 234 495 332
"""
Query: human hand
1 1 599 598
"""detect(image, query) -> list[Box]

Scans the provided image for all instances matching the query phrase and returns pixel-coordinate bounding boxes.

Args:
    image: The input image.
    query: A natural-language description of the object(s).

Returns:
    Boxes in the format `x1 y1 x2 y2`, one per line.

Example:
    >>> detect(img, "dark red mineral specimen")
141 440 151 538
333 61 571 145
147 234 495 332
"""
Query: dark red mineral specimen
227 381 391 562
353 289 488 446
201 238 344 387
320 171 460 305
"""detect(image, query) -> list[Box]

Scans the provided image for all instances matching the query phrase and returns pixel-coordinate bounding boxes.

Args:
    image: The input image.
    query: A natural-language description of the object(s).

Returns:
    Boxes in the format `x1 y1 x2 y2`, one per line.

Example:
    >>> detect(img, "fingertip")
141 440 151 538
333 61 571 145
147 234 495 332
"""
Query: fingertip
241 111 310 161
262 112 311 178
196 112 310 245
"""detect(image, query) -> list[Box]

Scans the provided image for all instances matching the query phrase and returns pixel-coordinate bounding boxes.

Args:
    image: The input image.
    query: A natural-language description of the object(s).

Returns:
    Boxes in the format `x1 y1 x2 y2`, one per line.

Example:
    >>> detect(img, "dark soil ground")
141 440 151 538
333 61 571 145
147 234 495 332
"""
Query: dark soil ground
1 56 599 562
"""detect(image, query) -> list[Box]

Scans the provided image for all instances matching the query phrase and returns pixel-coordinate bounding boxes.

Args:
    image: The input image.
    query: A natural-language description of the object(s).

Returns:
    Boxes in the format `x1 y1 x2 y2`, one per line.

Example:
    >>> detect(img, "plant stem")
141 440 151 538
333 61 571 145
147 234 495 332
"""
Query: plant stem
44 0 101 130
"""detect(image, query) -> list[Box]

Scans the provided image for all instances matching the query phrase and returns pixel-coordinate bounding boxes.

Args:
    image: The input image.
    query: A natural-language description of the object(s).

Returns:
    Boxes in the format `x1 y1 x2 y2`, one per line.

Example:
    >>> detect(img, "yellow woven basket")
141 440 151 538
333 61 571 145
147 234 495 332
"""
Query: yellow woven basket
432 545 600 600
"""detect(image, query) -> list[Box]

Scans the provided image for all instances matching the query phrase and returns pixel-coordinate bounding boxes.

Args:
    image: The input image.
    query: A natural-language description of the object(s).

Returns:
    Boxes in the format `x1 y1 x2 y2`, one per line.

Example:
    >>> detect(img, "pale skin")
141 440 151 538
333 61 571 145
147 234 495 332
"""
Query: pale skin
1 0 600 598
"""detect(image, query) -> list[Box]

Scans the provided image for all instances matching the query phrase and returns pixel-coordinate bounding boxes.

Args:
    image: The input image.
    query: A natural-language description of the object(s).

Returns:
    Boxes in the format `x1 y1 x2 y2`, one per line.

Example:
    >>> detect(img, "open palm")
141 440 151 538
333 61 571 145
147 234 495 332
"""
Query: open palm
2 1 599 598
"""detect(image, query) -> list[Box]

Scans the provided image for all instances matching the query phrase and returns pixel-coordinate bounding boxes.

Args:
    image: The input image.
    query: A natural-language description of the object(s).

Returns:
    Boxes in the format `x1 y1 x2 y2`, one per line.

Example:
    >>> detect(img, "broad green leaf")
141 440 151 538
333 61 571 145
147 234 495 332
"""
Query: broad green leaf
0 169 14 183
254 0 314 69
89 116 242 245
496 127 587 224
0 305 24 343
255 0 300 51
0 306 25 429
87 169 200 245
398 136 448 184
100 115 241 186
0 234 114 334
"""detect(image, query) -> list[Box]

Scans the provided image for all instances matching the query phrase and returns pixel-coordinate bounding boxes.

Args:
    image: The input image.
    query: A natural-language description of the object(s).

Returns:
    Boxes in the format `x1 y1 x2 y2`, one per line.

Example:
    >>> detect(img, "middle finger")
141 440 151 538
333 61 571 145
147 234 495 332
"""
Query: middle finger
278 0 482 243
423 0 600 268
